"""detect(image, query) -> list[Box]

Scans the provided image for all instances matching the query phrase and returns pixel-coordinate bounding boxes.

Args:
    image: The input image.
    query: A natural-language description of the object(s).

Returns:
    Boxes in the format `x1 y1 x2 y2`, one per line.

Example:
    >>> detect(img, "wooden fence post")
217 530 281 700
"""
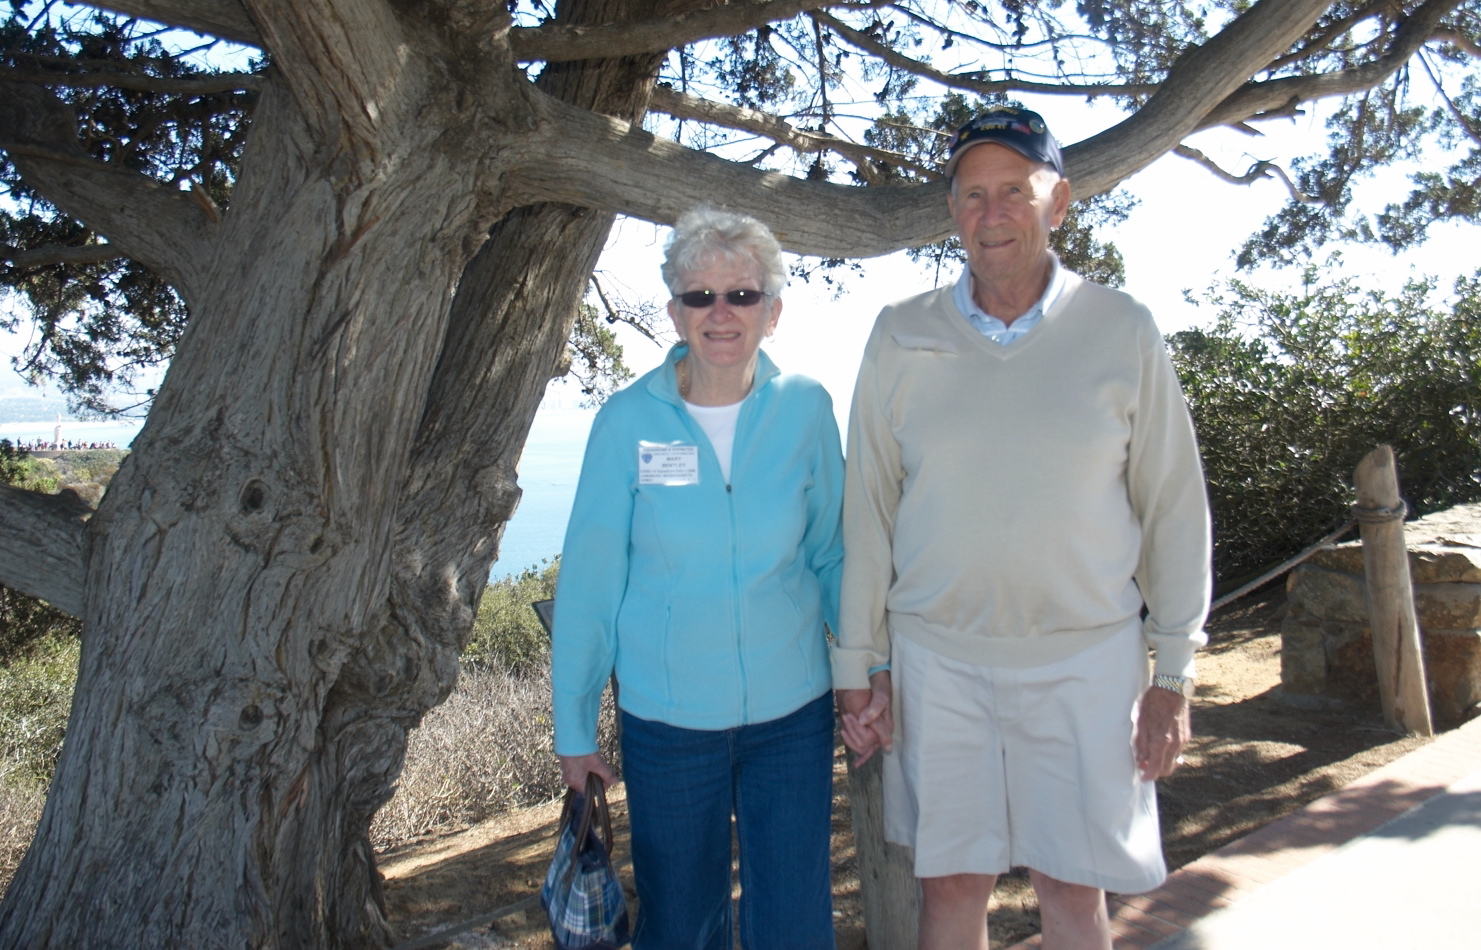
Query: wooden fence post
1352 445 1434 736
846 752 919 950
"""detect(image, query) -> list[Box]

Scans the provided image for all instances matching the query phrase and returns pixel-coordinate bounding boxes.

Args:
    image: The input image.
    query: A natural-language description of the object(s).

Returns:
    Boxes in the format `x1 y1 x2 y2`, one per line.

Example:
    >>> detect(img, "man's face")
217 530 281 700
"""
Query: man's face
947 143 1070 290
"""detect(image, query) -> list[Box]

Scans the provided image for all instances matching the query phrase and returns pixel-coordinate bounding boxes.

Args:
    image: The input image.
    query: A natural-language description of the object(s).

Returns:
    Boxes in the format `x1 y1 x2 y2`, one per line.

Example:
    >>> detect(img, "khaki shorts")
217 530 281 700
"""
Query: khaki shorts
882 625 1167 893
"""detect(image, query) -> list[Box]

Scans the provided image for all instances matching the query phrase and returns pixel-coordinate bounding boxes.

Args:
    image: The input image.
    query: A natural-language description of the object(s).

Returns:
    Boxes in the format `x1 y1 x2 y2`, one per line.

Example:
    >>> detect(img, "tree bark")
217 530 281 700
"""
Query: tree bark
0 56 496 949
89 0 260 47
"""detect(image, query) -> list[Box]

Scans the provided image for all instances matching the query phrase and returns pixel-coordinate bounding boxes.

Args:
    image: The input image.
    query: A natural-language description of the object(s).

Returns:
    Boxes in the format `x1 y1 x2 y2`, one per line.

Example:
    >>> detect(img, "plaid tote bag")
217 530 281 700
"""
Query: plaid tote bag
541 773 630 950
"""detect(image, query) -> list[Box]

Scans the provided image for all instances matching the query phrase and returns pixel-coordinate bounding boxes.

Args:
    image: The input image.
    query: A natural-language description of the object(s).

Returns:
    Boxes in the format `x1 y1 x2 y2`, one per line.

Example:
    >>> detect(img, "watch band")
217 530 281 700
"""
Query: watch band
1153 673 1195 698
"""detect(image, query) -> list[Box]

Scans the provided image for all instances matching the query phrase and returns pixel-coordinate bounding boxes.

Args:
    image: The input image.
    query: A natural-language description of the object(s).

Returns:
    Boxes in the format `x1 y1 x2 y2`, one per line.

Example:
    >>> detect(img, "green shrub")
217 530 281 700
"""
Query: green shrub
1170 262 1481 585
48 448 127 485
0 441 58 494
464 558 560 674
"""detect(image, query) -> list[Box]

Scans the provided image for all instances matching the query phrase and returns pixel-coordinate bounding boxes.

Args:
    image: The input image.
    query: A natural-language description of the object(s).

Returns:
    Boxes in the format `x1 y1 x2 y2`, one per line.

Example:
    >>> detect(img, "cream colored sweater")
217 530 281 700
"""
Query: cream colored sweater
831 274 1211 688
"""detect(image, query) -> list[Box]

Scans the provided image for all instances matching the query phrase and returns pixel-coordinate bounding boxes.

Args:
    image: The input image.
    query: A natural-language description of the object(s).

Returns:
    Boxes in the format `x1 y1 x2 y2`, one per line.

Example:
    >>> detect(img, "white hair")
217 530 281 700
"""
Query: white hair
661 205 787 296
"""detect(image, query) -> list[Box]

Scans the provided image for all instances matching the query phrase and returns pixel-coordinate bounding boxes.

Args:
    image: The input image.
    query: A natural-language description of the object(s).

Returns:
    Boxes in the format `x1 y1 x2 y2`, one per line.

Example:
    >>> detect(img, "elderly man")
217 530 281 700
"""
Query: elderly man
833 108 1212 950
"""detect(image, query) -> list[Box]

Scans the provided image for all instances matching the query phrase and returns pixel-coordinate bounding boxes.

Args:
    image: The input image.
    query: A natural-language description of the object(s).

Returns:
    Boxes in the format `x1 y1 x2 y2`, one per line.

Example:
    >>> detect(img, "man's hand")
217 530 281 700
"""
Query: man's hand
837 670 894 767
558 752 616 791
1134 684 1191 781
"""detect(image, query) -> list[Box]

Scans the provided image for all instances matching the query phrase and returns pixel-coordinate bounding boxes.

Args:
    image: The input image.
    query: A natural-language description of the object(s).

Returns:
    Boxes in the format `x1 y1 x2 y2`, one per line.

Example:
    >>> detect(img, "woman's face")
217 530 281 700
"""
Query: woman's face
667 256 782 375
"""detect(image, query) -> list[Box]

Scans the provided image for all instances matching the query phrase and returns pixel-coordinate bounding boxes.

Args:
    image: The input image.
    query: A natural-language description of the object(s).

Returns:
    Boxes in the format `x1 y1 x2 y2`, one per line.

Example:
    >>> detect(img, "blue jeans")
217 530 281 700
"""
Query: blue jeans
620 692 837 950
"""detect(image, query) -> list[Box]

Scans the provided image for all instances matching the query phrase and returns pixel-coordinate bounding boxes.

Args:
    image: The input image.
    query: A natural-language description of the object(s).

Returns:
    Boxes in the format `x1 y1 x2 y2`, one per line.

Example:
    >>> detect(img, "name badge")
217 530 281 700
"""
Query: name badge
638 442 700 485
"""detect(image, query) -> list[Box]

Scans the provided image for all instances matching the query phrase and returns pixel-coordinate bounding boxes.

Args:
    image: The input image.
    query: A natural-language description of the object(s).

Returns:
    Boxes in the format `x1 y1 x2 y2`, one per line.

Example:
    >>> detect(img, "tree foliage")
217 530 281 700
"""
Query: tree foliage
1169 261 1481 585
1235 5 1481 268
564 303 635 405
2 9 253 415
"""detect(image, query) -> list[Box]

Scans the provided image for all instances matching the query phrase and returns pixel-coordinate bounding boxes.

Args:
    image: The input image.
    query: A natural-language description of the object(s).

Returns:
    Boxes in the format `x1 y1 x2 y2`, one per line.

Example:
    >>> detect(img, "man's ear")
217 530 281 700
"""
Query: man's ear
1049 177 1072 229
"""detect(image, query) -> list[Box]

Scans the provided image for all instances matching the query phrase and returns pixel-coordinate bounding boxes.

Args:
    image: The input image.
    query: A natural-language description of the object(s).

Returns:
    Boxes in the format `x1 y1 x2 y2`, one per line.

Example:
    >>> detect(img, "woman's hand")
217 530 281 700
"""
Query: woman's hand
558 752 617 791
836 670 893 767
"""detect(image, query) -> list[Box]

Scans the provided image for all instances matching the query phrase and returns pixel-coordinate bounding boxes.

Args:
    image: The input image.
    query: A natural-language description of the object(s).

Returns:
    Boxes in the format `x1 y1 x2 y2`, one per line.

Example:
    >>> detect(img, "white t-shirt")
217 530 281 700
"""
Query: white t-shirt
684 399 744 482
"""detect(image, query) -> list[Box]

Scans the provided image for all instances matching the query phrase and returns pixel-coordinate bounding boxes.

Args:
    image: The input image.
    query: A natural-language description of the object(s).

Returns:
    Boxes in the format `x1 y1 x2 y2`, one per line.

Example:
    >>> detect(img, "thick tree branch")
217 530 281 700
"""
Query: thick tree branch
1430 27 1481 58
2 243 127 269
0 80 217 302
84 0 262 47
814 10 1154 101
238 1 421 147
87 0 878 67
649 84 933 179
512 0 858 64
0 483 92 619
514 0 1390 251
506 87 953 257
1068 0 1338 196
1194 0 1467 132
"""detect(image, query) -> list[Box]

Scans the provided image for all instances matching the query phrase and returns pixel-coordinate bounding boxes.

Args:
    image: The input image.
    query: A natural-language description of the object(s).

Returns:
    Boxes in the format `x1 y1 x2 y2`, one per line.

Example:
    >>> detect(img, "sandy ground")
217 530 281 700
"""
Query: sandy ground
378 589 1431 949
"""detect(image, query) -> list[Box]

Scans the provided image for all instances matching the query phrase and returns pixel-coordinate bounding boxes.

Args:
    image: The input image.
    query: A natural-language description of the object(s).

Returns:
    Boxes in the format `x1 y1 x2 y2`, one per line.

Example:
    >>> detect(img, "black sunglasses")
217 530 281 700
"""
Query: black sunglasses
674 289 771 308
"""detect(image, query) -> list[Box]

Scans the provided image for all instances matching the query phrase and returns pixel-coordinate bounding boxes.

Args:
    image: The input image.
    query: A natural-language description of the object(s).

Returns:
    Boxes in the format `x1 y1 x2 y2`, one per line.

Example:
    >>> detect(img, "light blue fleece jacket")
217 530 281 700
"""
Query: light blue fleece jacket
552 345 844 756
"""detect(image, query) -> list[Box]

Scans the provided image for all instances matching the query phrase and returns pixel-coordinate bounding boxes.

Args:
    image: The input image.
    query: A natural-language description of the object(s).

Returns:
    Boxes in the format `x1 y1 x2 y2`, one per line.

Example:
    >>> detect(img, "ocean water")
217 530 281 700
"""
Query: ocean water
488 406 596 578
1 410 592 584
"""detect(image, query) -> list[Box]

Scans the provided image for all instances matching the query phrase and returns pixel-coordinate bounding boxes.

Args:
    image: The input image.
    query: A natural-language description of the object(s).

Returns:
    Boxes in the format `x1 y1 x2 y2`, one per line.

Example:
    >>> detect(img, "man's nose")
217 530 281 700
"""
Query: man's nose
981 195 1009 225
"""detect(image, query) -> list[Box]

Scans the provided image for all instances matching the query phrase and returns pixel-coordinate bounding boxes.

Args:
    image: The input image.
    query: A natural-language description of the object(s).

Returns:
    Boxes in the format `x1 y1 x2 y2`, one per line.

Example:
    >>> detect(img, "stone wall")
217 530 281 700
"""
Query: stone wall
1281 502 1481 730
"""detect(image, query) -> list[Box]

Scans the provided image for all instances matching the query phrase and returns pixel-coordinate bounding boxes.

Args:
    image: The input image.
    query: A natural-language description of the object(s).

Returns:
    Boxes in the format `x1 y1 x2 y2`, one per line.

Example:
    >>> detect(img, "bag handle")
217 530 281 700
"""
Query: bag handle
572 772 614 856
556 772 616 888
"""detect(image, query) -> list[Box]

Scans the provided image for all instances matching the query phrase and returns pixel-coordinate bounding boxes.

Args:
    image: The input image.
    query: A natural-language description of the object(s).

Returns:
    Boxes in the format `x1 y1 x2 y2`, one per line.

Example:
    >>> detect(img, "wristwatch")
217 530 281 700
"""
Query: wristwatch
1152 673 1195 698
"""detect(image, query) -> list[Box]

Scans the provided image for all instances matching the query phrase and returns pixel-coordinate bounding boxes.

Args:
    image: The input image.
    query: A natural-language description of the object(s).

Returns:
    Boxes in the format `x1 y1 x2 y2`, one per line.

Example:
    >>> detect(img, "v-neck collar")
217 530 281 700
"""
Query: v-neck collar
936 271 1083 361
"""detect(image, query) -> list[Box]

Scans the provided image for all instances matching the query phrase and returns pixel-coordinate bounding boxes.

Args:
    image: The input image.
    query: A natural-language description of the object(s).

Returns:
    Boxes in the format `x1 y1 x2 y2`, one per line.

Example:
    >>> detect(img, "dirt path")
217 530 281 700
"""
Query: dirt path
378 590 1430 949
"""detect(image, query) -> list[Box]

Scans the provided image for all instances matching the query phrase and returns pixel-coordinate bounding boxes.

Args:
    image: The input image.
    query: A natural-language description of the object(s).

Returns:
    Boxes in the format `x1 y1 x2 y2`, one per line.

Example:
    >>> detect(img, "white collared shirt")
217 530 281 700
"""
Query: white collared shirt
952 258 1064 346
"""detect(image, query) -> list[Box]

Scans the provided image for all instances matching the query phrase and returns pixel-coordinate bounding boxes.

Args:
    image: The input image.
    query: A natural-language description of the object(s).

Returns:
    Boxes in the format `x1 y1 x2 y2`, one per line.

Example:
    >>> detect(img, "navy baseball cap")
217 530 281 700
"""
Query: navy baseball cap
944 107 1064 178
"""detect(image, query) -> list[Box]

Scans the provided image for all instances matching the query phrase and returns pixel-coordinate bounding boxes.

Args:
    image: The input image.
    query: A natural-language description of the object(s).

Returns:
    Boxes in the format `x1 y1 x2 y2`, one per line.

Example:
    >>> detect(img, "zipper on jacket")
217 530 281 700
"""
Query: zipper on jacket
675 393 748 720
727 477 746 723
729 393 758 724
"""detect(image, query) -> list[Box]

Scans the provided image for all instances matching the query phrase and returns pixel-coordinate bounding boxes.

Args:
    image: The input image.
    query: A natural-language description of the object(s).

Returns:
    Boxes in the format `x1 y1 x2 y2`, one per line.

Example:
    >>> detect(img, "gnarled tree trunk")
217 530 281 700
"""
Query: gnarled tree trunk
0 0 669 945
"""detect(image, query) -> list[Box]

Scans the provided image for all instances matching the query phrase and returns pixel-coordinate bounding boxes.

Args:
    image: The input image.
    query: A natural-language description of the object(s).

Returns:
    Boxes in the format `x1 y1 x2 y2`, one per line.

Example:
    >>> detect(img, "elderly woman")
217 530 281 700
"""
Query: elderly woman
551 205 843 950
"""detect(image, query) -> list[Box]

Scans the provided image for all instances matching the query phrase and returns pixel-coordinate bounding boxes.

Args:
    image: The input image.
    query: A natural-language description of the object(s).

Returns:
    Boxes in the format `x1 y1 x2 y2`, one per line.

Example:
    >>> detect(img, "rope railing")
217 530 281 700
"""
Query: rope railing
1210 519 1359 613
